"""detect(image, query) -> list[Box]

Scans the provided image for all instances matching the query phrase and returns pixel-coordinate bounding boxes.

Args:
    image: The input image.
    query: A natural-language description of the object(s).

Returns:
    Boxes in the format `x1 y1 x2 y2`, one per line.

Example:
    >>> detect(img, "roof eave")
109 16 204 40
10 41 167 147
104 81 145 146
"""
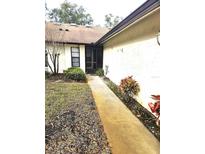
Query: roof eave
45 40 93 45
95 0 160 45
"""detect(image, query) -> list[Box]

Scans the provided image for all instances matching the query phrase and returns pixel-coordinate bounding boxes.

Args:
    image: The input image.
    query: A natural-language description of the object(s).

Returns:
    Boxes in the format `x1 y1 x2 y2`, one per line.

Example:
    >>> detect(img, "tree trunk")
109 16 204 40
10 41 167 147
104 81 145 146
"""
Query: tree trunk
53 54 57 74
47 62 54 73
57 54 59 74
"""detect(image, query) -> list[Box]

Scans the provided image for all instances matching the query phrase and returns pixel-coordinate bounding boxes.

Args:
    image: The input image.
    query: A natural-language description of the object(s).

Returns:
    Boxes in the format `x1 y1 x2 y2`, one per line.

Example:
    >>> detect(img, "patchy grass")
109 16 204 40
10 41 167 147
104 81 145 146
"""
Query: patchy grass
45 80 92 122
45 80 111 153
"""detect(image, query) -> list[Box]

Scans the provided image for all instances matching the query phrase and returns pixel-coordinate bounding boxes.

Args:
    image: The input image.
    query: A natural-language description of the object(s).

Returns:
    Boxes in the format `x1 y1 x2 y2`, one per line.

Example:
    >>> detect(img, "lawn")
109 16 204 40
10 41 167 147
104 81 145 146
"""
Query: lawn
45 80 92 123
45 80 111 154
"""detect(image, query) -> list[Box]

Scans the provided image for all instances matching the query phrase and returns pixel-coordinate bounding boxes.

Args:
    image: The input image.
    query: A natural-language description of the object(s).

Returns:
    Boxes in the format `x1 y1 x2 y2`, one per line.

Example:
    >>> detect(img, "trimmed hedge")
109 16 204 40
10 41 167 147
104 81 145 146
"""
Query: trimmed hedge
64 67 86 81
95 68 104 76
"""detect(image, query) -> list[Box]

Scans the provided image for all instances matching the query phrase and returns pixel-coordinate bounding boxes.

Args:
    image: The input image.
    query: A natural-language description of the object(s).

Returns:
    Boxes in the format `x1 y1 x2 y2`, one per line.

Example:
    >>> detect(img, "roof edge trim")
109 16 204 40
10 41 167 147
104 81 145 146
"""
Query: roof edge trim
95 0 160 45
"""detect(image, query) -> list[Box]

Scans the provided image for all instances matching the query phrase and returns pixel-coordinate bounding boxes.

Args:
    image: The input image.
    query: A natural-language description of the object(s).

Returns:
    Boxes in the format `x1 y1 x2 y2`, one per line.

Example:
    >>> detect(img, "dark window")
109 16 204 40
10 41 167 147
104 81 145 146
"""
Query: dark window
71 47 80 67
45 52 48 67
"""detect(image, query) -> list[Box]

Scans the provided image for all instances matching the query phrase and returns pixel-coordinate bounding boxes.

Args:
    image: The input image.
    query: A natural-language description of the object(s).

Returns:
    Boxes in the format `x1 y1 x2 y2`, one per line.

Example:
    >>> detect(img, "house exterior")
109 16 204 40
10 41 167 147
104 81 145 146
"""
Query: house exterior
45 0 160 109
97 0 160 108
45 22 109 73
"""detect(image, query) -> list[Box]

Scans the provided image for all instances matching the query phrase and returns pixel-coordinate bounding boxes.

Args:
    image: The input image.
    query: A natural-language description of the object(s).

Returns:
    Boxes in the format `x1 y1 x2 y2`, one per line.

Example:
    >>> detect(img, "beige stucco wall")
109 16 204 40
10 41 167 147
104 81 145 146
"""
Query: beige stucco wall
46 44 85 73
103 8 160 109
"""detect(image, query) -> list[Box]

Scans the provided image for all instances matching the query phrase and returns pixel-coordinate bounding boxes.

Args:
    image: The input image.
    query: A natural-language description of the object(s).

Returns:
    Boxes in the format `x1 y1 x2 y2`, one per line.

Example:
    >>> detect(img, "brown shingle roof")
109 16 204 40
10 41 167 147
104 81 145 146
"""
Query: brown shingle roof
45 22 109 44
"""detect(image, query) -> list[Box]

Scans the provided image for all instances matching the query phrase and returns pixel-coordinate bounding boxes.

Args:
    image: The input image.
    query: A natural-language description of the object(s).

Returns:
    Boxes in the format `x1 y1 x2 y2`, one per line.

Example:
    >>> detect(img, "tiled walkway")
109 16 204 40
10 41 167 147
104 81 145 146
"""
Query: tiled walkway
87 75 159 154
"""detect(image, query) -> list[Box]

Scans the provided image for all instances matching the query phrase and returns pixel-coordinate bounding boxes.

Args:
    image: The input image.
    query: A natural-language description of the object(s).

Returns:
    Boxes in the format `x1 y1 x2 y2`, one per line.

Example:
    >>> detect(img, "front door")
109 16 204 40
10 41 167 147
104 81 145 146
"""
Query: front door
85 46 103 73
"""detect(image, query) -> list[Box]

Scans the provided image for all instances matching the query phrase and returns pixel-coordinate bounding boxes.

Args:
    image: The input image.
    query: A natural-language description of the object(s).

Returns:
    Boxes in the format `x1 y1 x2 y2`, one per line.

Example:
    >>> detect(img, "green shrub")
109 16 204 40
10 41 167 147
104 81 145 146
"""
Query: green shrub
64 67 86 81
45 71 50 79
95 68 104 76
119 76 140 98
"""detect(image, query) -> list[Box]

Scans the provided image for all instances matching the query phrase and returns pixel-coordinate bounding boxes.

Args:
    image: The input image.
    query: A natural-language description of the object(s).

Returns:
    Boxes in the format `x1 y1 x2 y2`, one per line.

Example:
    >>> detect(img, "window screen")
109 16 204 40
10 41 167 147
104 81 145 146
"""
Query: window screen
71 47 80 67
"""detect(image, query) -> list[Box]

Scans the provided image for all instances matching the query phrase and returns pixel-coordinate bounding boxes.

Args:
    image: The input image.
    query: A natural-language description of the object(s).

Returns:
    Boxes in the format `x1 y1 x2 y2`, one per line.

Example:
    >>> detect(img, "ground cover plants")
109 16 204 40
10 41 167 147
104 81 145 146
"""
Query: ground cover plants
95 68 104 76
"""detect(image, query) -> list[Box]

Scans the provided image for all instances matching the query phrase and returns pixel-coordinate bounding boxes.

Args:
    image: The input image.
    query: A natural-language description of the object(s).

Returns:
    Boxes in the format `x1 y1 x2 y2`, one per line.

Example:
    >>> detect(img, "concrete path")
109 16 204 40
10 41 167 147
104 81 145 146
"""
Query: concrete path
87 75 159 154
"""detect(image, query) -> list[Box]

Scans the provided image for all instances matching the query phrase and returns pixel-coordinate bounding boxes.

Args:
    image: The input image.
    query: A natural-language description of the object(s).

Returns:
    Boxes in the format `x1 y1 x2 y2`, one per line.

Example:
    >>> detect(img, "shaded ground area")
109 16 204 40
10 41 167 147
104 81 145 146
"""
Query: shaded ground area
45 80 111 154
102 77 160 141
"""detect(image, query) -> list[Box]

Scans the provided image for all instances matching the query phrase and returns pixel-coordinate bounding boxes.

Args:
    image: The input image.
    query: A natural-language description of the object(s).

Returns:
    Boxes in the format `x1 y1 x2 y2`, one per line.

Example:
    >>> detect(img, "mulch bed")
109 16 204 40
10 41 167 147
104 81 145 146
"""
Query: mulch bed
46 73 87 83
46 102 111 154
46 73 65 80
102 76 160 141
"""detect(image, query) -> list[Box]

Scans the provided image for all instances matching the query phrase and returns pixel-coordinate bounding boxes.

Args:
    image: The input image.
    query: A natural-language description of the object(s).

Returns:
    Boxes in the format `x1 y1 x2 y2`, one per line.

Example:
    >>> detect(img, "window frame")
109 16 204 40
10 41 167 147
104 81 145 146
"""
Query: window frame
71 47 80 67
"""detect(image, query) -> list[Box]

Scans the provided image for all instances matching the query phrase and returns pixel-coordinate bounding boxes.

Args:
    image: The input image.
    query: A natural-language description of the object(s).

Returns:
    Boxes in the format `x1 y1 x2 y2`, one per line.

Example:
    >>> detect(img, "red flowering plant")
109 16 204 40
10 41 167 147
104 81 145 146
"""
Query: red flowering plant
148 95 160 126
119 76 140 101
